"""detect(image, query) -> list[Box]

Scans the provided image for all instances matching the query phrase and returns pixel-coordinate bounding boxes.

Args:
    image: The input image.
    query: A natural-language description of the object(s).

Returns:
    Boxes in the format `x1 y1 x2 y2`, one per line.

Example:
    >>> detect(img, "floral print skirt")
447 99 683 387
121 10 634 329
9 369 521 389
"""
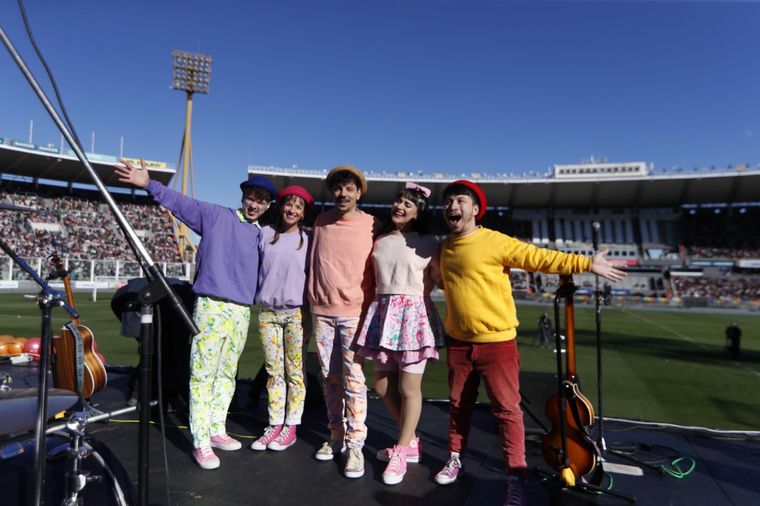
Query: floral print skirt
355 294 444 365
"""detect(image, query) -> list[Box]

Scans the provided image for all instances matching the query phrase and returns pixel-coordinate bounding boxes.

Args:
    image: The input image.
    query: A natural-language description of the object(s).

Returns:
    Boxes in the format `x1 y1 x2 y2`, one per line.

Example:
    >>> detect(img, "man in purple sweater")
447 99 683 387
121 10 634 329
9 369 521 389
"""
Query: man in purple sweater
115 159 276 470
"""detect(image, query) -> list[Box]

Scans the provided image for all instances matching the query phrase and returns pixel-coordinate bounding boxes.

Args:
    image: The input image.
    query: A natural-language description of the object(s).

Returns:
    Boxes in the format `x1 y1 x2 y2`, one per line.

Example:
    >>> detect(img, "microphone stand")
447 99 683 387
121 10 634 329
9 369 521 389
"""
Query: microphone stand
592 222 607 453
0 240 78 506
1 25 199 506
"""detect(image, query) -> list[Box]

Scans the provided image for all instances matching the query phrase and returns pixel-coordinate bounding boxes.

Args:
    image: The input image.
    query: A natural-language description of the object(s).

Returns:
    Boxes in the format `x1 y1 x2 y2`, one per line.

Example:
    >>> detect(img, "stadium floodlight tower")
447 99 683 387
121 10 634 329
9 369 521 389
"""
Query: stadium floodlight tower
170 49 212 262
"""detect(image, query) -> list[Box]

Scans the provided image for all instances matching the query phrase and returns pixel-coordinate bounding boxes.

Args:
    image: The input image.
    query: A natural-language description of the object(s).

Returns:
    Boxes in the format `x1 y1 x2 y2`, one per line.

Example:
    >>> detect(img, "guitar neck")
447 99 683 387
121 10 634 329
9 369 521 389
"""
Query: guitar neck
560 274 578 381
51 254 80 326
62 276 80 326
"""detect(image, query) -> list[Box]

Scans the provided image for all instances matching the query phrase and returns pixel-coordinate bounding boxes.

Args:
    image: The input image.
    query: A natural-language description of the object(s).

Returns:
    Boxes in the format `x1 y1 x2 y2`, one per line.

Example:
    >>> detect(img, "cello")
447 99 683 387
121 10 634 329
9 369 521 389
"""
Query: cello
49 253 107 398
541 274 598 484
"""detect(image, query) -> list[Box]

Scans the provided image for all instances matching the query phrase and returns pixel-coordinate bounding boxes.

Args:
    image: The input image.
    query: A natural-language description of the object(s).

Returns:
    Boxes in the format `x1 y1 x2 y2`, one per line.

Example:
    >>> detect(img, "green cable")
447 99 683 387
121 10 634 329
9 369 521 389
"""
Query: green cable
660 457 696 479
608 447 696 479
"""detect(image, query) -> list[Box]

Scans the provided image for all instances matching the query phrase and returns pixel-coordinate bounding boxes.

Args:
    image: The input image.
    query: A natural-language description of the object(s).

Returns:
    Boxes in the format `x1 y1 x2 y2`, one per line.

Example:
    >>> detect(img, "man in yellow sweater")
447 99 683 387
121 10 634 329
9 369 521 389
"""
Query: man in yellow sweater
434 180 626 506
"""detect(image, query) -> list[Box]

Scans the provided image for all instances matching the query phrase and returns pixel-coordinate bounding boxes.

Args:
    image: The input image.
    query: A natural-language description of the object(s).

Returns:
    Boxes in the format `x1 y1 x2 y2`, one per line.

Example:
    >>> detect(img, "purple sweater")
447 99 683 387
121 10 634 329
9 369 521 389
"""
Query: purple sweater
255 225 310 311
146 180 260 306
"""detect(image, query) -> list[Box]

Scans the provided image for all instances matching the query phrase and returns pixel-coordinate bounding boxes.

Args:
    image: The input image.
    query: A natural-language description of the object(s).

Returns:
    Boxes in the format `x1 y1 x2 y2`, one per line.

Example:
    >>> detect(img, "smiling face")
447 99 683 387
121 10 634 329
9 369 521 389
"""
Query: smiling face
331 181 361 216
241 188 271 223
390 195 420 232
442 192 479 236
279 195 306 231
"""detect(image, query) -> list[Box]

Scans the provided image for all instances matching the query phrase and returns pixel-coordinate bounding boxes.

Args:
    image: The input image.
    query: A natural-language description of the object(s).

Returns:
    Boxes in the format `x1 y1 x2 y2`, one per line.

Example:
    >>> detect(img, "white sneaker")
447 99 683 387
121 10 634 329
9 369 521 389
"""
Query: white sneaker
435 453 463 485
344 444 365 479
314 439 346 461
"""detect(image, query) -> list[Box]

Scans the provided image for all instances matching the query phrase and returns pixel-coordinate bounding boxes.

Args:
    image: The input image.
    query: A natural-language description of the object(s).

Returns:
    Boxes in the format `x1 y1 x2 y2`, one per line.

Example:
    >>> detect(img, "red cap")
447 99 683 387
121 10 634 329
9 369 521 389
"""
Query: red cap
276 185 314 209
444 180 487 221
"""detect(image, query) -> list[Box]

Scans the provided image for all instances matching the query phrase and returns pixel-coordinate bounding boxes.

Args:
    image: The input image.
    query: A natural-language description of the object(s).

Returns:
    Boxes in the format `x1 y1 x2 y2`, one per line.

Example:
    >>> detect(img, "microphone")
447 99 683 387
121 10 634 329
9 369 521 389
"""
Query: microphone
592 221 600 252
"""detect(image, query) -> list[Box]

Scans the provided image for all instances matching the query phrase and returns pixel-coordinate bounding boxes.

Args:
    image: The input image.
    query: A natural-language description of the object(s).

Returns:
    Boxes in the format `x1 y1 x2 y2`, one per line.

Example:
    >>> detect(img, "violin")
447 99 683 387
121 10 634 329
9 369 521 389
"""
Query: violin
541 274 598 481
49 253 107 398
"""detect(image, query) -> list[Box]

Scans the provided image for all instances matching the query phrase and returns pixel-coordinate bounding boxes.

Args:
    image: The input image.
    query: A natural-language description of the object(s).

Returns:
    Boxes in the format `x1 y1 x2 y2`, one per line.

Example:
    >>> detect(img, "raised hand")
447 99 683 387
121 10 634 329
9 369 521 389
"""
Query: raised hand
114 158 150 189
590 249 627 283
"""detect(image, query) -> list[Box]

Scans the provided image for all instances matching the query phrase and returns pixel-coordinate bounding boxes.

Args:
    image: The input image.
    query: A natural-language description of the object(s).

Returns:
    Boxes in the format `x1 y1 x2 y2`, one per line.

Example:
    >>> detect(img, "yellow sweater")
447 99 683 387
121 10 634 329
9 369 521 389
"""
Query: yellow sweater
440 227 592 343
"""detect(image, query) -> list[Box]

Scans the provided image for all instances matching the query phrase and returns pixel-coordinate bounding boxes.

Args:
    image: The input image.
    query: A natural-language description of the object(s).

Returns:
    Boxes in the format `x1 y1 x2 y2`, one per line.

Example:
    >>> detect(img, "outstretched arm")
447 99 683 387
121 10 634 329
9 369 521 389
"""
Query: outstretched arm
591 249 627 283
115 157 206 234
114 158 150 189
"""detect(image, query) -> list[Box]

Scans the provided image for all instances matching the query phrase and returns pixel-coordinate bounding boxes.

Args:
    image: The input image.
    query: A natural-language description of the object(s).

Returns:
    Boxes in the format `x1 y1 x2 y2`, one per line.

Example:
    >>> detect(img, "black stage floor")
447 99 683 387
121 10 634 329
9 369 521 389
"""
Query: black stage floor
2 366 759 506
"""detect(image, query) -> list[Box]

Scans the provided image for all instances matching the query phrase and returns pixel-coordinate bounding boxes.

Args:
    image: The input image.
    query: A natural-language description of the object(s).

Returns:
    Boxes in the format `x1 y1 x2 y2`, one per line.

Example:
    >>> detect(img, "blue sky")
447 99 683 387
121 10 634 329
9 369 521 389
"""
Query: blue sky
1 1 759 208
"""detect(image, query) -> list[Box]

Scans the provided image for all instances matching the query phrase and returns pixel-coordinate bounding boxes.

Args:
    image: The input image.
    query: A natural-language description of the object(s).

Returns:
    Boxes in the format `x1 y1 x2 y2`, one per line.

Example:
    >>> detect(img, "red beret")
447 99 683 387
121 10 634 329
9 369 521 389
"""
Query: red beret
276 185 314 209
445 180 487 221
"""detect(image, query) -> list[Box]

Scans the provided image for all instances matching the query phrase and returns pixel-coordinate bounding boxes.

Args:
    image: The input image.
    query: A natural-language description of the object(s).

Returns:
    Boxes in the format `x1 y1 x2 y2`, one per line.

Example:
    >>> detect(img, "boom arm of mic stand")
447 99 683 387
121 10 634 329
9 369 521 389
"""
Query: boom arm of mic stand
0 24 198 336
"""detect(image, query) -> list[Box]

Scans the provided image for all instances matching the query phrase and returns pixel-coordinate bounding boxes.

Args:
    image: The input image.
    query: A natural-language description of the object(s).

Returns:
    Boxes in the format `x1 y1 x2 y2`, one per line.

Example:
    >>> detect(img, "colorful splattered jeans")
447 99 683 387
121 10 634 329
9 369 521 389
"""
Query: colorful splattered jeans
313 315 367 446
258 308 305 426
189 296 250 448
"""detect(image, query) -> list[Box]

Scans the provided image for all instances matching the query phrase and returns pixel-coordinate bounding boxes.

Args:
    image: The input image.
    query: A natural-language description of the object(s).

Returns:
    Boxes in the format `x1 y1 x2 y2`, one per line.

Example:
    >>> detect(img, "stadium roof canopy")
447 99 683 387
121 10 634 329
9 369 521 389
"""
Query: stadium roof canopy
0 140 175 188
248 165 760 209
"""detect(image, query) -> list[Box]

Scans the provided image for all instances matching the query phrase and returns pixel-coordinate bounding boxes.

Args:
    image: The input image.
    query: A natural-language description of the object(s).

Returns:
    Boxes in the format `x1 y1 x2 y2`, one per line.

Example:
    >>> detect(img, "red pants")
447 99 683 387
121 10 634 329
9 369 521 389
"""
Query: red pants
447 338 527 476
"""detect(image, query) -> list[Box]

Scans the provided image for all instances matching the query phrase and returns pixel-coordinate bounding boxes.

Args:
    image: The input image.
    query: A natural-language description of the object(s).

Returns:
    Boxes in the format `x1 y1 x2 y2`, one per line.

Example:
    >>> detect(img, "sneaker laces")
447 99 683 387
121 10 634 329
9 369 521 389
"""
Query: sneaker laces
260 426 279 442
275 426 291 441
442 456 461 475
386 447 406 475
197 446 214 459
346 446 362 469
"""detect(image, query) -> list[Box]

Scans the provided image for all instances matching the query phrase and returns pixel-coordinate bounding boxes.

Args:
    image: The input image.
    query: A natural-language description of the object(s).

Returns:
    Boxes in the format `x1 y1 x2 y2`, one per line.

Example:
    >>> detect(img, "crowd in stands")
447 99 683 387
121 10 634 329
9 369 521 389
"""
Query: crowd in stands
3 183 760 306
0 185 182 267
684 245 760 259
672 276 760 302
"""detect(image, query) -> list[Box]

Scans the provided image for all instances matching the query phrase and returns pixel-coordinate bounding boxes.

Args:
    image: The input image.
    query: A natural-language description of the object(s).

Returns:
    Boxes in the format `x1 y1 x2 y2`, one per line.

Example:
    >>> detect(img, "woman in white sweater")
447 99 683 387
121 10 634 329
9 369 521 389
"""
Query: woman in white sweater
354 182 444 485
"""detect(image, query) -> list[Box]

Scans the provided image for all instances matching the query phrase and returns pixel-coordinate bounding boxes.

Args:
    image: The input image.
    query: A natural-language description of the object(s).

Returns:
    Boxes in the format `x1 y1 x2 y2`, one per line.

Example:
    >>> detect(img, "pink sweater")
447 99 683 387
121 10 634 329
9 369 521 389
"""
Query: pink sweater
308 209 381 317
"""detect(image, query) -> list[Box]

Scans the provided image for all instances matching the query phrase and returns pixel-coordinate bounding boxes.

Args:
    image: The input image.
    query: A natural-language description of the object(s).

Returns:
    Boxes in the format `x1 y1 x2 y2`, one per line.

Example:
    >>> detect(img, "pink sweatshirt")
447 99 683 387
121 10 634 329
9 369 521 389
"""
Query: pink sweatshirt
308 208 382 317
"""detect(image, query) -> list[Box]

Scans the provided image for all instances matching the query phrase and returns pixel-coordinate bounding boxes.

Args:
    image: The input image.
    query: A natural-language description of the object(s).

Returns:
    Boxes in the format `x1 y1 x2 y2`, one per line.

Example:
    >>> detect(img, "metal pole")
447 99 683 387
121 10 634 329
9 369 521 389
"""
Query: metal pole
138 303 155 506
33 295 54 506
592 222 606 452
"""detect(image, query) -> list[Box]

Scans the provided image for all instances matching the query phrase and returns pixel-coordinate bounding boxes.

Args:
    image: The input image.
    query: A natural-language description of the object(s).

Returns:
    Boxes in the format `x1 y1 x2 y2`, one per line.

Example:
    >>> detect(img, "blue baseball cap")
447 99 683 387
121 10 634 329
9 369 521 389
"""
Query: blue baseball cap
239 175 277 199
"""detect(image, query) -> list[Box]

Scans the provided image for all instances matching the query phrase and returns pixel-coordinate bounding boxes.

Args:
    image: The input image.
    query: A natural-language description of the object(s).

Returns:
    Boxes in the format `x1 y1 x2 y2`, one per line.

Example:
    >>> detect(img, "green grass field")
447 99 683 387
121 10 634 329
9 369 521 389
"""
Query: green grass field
1 293 758 430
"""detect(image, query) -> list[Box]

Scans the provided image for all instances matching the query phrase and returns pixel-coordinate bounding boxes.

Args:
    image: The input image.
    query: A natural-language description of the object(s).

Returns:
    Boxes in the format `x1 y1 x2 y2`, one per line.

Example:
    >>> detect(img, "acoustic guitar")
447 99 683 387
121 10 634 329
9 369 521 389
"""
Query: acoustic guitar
49 253 107 398
541 274 598 481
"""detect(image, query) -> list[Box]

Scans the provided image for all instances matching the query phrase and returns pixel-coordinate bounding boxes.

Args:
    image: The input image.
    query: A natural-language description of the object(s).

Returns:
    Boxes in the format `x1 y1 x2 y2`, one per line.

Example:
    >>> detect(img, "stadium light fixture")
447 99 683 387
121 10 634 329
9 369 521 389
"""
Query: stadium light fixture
171 50 212 94
170 50 213 262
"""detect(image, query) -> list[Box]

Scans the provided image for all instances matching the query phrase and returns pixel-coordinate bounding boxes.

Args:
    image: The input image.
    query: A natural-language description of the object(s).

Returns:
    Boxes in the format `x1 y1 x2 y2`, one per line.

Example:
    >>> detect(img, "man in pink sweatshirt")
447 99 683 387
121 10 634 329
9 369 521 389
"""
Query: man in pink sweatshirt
308 165 381 479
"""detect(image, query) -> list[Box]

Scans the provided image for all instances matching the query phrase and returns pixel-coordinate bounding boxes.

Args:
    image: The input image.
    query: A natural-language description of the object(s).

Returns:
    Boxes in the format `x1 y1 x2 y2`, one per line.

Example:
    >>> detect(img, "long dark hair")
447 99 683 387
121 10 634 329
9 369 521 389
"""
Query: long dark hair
270 194 306 250
380 188 429 235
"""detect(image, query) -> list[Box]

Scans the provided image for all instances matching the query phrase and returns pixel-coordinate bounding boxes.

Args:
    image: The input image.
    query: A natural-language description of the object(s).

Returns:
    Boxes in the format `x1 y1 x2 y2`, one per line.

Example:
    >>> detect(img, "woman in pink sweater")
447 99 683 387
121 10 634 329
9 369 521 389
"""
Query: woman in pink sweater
354 182 445 485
